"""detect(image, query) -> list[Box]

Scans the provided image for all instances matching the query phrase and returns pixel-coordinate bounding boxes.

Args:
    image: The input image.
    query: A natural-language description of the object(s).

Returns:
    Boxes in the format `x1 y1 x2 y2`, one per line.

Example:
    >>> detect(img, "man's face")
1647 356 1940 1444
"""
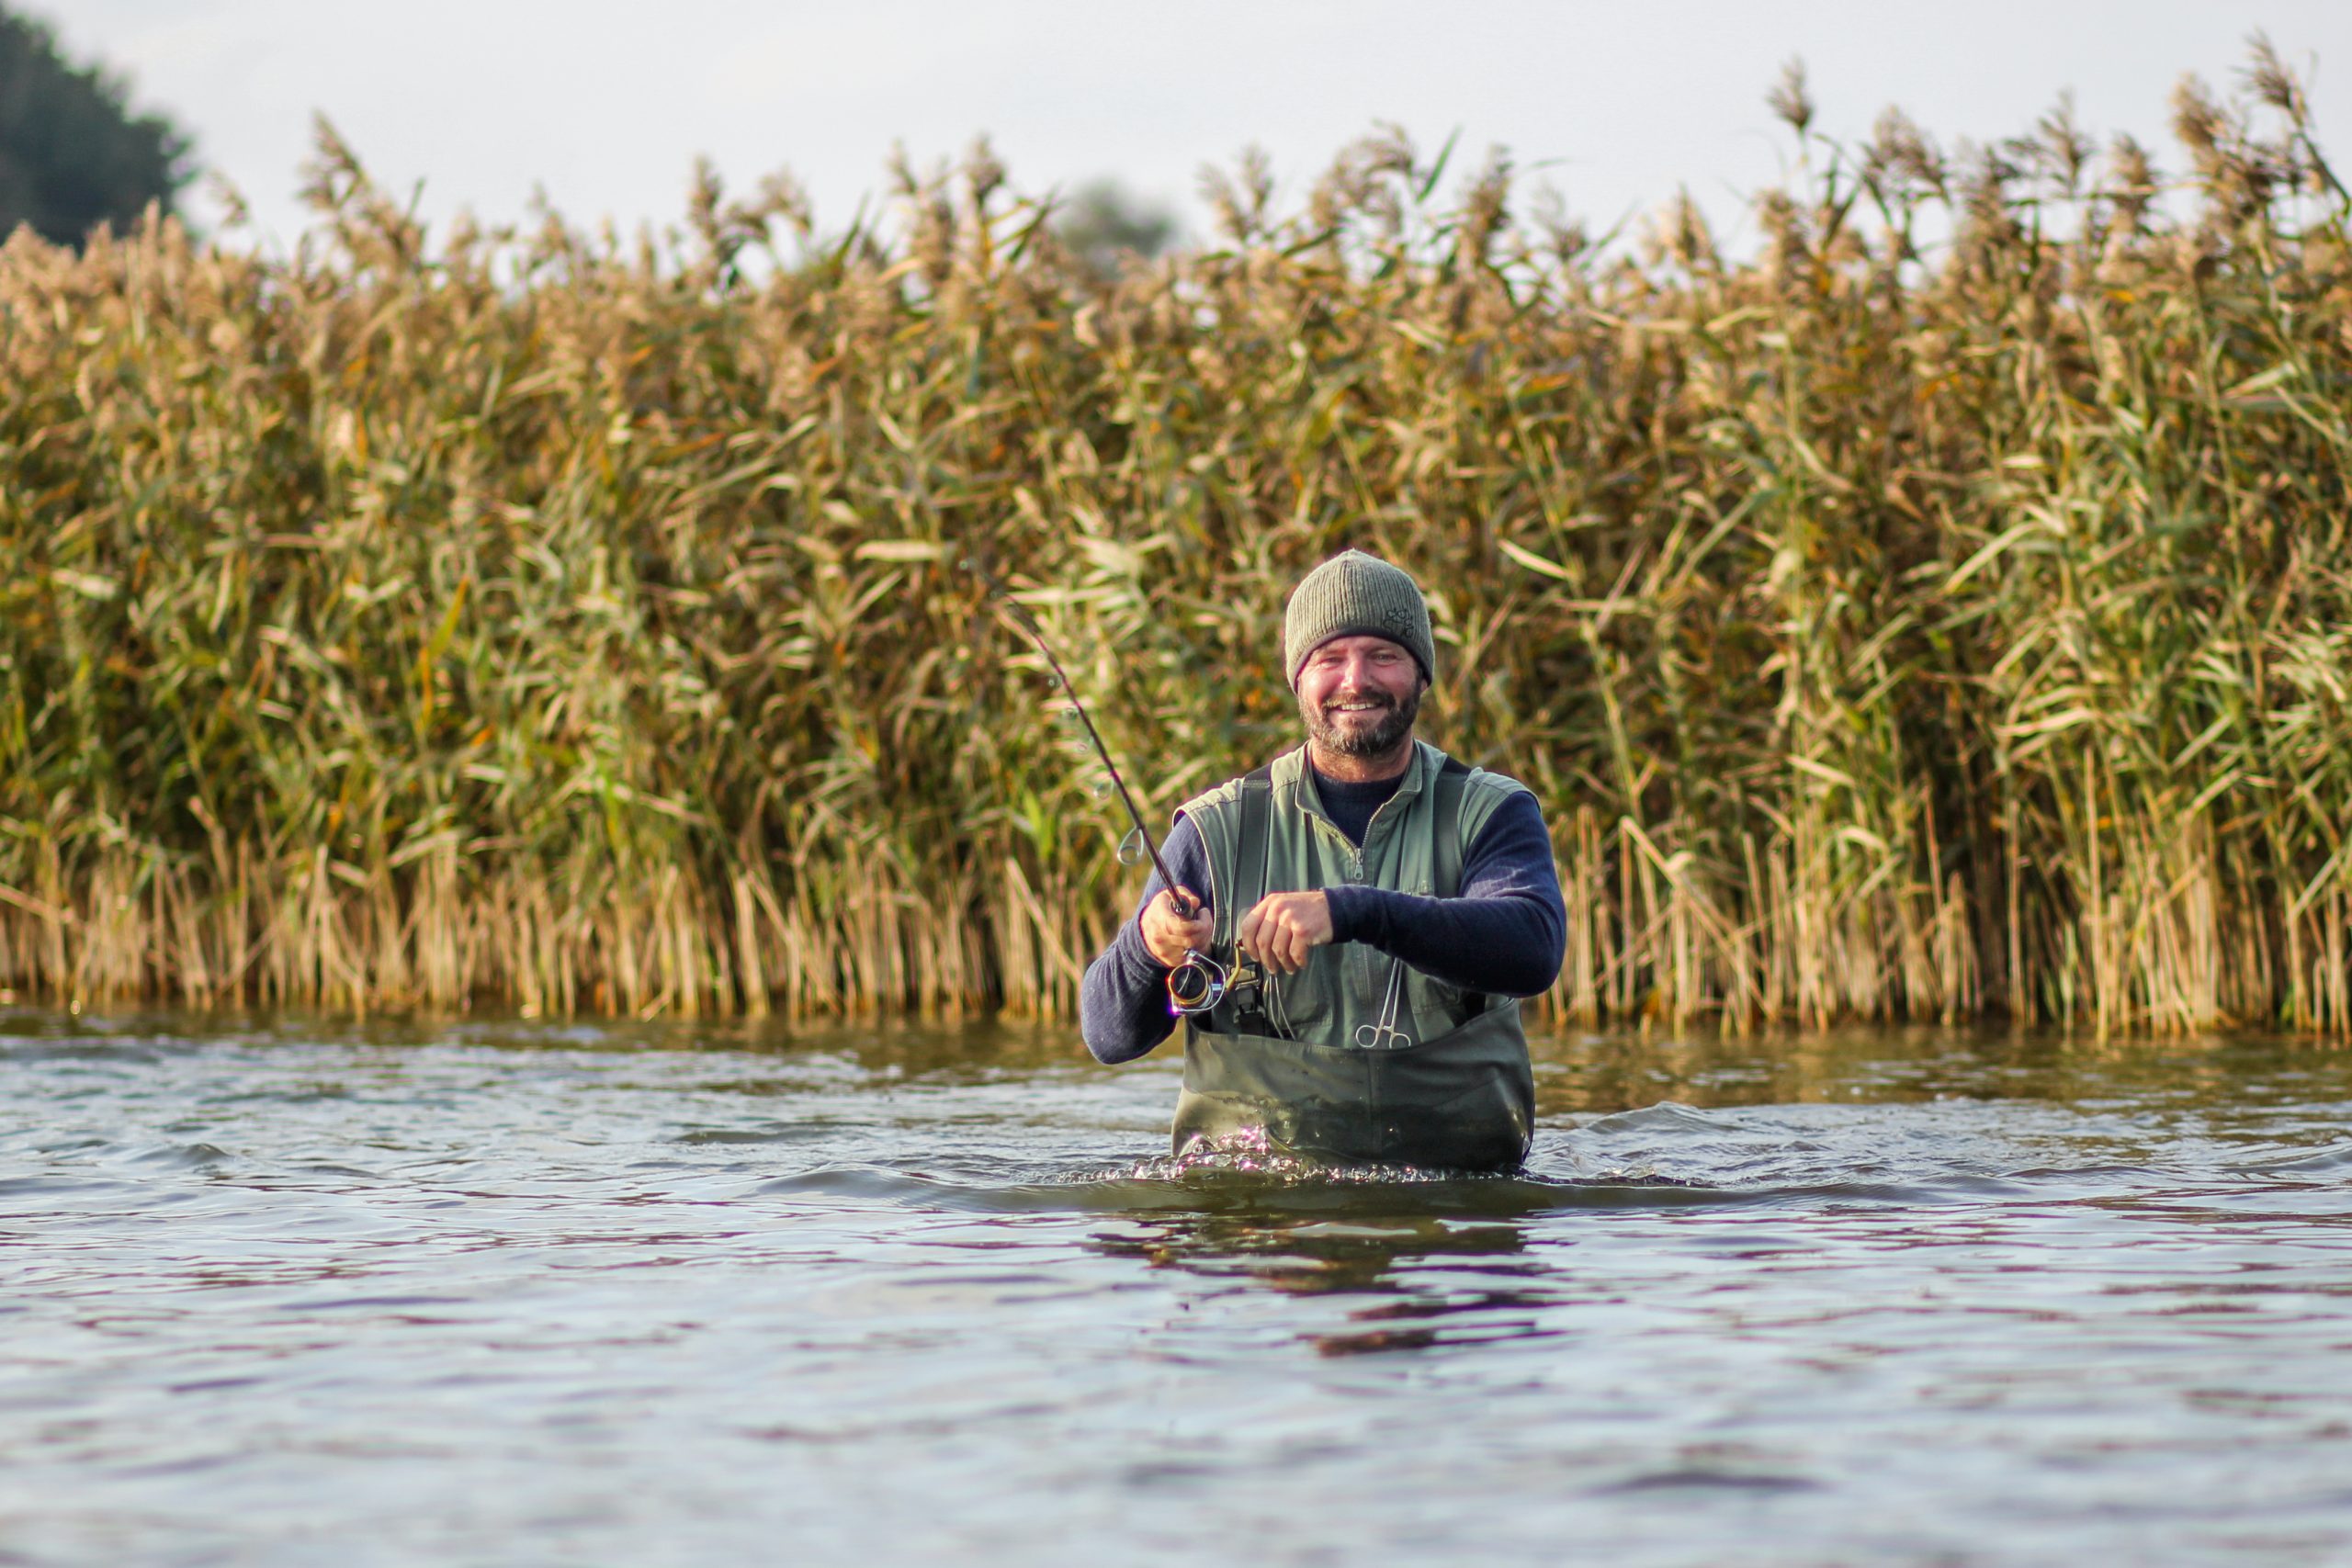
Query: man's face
1295 635 1424 758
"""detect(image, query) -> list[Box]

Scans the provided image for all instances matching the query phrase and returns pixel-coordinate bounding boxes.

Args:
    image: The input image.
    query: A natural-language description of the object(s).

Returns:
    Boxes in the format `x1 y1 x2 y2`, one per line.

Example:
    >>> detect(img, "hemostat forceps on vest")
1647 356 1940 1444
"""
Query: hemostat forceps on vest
1352 959 1414 1050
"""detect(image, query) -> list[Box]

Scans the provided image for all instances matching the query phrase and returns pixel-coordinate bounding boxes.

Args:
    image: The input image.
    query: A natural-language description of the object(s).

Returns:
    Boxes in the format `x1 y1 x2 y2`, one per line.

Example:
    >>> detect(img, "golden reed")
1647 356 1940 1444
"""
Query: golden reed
5 45 2350 1033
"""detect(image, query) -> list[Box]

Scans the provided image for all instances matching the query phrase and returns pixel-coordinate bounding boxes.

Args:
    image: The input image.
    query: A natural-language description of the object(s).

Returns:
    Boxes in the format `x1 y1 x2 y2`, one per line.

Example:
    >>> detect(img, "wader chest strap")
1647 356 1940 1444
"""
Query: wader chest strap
1431 755 1489 1019
1213 764 1276 1034
1433 755 1471 898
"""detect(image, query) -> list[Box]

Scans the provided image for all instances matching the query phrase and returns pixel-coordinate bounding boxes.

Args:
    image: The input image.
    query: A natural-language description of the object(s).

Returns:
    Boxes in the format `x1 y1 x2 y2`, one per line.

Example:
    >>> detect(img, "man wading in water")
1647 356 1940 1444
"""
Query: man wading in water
1080 550 1567 1170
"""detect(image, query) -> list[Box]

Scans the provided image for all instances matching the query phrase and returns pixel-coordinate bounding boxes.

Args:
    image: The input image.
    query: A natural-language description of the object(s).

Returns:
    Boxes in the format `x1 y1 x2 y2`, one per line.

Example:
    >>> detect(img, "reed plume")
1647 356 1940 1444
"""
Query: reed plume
5 43 2351 1035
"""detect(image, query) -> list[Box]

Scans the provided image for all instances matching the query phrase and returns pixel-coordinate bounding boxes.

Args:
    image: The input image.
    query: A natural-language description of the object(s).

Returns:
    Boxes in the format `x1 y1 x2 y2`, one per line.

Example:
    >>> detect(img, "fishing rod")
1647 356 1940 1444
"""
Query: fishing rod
970 561 1241 1015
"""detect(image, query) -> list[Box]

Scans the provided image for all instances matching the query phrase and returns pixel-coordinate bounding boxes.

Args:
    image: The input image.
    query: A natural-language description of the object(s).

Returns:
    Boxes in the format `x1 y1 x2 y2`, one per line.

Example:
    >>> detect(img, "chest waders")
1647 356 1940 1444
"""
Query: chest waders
1170 744 1538 1172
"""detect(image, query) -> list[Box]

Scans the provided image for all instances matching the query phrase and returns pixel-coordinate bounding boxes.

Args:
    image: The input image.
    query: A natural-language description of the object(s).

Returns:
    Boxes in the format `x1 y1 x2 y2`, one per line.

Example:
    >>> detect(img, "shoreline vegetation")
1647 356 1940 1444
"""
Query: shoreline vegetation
6 49 2351 1033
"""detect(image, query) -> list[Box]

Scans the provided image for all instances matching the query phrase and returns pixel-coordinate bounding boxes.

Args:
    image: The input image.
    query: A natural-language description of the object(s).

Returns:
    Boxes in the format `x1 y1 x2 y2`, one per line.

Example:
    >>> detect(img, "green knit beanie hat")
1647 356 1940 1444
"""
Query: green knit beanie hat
1283 549 1436 689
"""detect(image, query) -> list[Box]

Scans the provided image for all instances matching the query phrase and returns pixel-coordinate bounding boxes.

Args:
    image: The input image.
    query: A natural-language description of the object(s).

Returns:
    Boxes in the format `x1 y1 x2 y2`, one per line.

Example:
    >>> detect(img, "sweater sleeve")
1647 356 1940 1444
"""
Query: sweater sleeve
1078 814 1212 1065
1320 790 1565 997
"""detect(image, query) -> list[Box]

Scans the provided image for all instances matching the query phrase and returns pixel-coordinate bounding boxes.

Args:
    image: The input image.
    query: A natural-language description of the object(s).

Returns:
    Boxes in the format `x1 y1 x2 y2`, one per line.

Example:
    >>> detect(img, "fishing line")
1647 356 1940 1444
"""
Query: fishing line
968 560 1190 909
968 559 1238 1016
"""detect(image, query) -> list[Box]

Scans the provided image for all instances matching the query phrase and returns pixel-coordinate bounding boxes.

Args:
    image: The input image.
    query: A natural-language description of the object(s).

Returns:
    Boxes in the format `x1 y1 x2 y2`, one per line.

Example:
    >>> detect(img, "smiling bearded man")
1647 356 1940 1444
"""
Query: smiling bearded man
1079 549 1567 1170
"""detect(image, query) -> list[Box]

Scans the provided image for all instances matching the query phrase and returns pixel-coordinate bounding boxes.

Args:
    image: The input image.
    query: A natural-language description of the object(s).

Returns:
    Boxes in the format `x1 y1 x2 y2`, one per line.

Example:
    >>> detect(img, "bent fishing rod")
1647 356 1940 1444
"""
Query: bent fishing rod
970 563 1243 1015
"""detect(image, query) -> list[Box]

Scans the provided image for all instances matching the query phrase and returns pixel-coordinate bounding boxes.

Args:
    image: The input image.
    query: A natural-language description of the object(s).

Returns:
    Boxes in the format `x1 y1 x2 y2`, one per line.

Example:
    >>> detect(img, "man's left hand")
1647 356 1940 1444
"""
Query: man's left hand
1238 891 1334 976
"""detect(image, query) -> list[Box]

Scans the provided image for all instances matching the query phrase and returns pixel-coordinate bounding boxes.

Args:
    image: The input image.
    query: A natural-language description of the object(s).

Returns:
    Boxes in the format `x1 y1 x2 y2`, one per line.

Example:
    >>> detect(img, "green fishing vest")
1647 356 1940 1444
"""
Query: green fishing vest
1170 740 1538 1171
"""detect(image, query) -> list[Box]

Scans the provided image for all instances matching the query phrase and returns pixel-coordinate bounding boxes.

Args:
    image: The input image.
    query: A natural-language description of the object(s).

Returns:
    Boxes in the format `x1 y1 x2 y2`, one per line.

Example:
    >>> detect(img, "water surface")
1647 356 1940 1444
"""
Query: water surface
6 1010 2352 1565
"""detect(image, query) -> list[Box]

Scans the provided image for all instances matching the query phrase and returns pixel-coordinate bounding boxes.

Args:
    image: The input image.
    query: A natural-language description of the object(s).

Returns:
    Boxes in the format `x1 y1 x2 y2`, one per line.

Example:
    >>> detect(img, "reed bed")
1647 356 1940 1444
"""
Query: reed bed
6 48 2352 1032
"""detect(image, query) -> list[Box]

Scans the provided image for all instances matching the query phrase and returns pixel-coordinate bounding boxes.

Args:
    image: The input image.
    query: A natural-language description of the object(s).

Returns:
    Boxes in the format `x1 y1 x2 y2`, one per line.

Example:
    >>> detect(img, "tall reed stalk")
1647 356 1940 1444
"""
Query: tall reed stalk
5 46 2350 1032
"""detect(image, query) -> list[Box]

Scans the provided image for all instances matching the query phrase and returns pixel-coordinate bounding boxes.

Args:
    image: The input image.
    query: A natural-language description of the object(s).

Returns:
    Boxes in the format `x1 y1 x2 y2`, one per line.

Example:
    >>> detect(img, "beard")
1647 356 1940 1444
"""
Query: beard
1299 682 1422 758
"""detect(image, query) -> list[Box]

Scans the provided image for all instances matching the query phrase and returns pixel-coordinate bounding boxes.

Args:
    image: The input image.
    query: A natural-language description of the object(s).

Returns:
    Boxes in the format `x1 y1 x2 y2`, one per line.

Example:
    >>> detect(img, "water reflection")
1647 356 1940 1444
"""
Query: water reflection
1084 1177 1566 1355
15 1001 2352 1119
1533 1024 2352 1117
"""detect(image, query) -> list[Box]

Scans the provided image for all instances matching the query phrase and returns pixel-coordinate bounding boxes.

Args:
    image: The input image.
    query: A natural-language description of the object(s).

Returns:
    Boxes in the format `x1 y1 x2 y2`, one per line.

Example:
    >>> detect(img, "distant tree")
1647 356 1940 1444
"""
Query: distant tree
1054 179 1178 277
0 6 192 244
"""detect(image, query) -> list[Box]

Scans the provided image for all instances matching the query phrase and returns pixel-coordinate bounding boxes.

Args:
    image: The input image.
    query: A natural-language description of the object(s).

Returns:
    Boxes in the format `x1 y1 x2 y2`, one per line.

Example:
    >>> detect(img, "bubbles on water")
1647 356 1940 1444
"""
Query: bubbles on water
1117 829 1149 866
1119 1134 1504 1184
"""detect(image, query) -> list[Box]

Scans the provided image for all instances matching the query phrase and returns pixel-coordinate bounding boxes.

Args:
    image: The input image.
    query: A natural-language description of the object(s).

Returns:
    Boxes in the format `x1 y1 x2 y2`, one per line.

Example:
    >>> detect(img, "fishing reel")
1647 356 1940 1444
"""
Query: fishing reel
1167 950 1228 1015
1167 950 1261 1016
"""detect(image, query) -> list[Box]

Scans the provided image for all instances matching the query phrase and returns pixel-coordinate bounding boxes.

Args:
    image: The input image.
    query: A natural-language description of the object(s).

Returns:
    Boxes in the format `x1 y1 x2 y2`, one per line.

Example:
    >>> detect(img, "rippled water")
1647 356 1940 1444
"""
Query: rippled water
7 1009 2352 1566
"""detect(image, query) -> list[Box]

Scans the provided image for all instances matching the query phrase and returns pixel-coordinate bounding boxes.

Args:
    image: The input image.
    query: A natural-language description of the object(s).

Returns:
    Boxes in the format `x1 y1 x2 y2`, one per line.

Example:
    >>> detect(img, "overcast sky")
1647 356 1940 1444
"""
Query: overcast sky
29 0 2352 254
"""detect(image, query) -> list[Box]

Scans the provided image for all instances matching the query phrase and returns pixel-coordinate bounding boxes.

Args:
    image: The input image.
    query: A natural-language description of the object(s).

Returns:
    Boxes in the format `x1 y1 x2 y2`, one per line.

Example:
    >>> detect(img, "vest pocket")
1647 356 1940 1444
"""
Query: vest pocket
1406 971 1473 1043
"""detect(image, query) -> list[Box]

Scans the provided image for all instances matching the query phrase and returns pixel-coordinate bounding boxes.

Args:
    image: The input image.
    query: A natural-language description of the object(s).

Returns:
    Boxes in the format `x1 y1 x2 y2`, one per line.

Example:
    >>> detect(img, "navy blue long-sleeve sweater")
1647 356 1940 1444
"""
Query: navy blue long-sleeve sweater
1079 766 1566 1065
